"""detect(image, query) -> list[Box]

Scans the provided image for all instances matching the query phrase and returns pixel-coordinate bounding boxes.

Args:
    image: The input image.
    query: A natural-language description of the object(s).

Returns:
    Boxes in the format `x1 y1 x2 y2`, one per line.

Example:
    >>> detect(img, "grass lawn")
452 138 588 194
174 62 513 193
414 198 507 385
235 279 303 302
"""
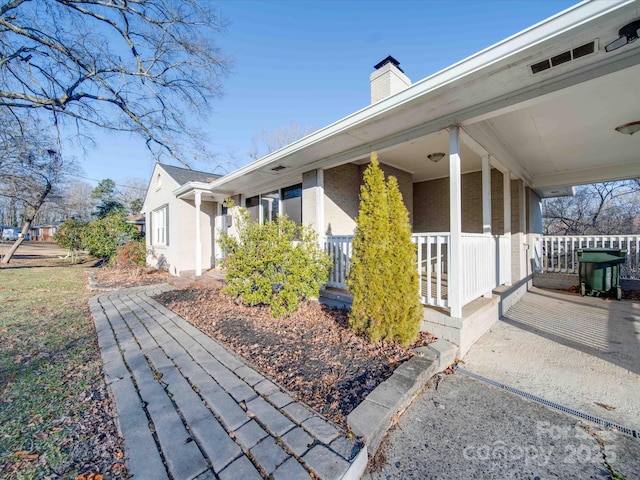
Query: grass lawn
0 261 125 479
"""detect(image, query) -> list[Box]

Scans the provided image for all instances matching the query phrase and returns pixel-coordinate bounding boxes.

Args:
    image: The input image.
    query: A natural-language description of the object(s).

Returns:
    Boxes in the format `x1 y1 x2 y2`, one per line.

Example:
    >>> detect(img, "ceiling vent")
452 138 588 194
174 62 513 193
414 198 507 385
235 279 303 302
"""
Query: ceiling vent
271 165 286 172
530 40 598 74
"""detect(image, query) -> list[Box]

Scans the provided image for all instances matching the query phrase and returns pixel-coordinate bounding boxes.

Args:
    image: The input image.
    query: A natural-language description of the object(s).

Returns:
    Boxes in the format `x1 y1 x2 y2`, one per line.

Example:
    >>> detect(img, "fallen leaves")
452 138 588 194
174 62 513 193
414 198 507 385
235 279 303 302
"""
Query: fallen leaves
155 282 435 427
14 451 39 460
75 473 104 480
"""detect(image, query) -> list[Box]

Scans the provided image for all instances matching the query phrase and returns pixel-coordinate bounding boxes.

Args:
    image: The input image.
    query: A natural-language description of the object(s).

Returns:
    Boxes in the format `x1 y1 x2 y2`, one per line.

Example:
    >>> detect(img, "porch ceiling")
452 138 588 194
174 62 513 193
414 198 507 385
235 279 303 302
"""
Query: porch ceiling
465 61 640 190
373 58 640 192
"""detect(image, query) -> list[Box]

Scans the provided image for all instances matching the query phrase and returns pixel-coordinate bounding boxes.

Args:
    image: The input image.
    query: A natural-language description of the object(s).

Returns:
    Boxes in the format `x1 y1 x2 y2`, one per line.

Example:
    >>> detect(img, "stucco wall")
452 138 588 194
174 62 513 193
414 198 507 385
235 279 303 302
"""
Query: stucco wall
177 198 216 274
145 166 180 274
144 165 218 275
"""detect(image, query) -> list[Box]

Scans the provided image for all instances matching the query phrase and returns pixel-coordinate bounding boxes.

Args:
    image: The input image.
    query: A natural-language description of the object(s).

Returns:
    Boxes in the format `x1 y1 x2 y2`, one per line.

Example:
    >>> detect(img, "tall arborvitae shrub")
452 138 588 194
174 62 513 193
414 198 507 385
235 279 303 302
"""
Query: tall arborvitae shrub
347 153 421 344
384 176 422 342
347 153 389 340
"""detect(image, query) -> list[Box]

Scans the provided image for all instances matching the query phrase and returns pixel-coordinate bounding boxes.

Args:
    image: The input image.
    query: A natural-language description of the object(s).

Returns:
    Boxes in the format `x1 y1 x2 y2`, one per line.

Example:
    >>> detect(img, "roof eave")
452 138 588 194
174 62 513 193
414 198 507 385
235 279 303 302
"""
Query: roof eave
196 0 635 194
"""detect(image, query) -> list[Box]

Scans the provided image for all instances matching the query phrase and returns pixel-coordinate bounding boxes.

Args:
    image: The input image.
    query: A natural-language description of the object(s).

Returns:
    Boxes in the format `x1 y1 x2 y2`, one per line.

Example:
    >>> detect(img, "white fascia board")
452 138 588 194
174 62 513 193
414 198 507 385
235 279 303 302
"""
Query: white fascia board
174 182 216 199
205 0 633 193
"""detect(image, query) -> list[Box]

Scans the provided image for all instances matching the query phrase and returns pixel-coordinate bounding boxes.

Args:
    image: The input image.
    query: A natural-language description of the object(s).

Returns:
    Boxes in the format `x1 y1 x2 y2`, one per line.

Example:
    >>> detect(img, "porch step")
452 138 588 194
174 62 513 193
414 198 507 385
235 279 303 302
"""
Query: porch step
319 288 352 310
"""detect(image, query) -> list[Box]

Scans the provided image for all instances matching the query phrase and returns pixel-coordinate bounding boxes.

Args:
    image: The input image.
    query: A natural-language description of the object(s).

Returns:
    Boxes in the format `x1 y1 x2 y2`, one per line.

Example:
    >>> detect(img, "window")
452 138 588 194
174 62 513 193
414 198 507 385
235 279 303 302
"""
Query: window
245 185 302 226
282 184 302 226
261 191 279 223
153 205 168 245
245 195 260 223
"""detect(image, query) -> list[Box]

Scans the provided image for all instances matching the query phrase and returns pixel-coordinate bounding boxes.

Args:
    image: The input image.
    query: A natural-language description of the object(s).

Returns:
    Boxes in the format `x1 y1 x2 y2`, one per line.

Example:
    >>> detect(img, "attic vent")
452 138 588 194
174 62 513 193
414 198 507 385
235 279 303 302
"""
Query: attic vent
271 165 286 172
530 40 597 75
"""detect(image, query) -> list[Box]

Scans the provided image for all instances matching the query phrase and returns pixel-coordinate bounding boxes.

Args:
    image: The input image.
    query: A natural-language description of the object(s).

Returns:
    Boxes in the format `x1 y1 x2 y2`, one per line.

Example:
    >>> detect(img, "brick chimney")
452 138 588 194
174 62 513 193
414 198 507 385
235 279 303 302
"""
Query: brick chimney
370 56 411 104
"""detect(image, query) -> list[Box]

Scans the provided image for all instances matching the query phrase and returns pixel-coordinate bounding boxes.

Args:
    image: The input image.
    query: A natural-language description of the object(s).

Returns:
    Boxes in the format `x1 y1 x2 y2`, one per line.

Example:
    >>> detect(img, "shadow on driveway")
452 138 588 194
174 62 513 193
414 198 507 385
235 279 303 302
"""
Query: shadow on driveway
365 374 640 479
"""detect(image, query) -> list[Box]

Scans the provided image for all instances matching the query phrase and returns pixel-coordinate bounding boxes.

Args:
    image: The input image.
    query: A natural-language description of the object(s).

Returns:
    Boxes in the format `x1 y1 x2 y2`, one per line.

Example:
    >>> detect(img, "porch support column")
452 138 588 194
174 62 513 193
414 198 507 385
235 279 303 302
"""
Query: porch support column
519 180 528 280
449 126 463 319
316 169 325 247
503 172 512 286
482 156 492 234
195 190 202 277
482 155 492 298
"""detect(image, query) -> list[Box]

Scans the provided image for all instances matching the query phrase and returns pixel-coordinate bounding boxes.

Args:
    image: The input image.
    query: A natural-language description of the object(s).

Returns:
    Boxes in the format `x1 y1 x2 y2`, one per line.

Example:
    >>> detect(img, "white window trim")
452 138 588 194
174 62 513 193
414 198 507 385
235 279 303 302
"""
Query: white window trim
153 205 168 246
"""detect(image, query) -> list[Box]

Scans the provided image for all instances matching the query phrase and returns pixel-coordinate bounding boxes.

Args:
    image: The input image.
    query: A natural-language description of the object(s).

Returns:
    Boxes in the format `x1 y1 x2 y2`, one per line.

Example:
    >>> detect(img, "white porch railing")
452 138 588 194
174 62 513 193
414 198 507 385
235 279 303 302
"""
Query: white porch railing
496 234 511 287
413 233 450 308
324 235 353 289
532 234 640 279
324 232 512 310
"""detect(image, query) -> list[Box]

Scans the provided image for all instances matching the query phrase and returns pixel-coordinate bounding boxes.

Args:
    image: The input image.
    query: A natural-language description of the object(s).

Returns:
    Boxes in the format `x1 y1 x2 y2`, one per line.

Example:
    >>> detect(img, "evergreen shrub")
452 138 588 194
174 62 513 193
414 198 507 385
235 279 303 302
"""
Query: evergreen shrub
347 153 422 344
219 207 332 317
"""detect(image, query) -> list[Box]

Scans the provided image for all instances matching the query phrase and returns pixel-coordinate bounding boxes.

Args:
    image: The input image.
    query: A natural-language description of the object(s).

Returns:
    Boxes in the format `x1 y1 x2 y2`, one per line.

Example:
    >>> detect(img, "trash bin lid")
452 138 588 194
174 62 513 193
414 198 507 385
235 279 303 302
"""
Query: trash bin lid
577 249 627 264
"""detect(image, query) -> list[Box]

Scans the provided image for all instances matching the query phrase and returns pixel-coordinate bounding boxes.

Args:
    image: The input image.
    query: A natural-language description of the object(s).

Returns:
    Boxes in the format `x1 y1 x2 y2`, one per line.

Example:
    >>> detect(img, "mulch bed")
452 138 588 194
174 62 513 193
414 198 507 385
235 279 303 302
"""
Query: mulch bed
154 281 435 427
92 266 172 289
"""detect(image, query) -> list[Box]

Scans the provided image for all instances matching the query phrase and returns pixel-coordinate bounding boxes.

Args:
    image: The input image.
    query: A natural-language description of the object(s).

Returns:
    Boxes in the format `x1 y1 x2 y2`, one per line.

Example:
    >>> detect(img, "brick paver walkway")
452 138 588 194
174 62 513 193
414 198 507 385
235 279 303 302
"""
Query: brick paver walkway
90 285 366 479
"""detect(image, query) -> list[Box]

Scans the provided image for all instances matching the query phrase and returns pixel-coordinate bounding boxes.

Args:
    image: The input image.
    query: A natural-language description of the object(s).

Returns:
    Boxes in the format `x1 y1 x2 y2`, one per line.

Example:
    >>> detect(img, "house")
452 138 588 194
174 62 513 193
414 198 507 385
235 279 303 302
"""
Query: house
142 163 221 275
125 213 146 235
30 224 59 241
143 0 640 356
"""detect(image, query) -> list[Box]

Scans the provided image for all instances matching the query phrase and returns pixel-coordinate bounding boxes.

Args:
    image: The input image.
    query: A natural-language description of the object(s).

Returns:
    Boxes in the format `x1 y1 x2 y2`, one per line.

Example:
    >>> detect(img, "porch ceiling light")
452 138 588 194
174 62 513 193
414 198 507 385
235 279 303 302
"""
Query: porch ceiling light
615 121 640 135
604 19 640 52
428 152 446 163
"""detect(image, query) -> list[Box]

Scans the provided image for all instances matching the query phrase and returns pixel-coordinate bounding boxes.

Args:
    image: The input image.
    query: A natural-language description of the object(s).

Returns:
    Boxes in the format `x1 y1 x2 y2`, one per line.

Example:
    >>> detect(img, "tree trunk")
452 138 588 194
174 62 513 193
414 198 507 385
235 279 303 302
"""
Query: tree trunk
1 183 51 264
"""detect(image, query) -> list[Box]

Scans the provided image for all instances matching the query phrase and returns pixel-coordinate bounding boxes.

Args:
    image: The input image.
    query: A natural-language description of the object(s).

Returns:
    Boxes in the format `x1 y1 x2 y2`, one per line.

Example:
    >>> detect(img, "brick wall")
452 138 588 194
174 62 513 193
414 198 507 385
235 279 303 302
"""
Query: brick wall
378 163 413 222
322 162 413 235
413 169 508 233
302 170 320 231
323 164 360 235
413 177 449 232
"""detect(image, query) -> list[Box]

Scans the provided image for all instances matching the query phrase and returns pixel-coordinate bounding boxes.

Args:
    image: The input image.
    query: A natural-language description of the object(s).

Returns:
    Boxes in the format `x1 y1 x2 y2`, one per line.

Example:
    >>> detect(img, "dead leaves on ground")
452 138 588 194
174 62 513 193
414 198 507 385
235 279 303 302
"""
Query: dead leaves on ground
155 283 435 427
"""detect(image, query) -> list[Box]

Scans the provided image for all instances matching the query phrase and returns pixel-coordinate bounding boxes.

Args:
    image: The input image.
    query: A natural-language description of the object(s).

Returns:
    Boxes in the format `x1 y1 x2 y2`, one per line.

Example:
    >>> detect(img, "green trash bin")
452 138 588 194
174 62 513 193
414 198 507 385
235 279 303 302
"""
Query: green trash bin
576 248 627 300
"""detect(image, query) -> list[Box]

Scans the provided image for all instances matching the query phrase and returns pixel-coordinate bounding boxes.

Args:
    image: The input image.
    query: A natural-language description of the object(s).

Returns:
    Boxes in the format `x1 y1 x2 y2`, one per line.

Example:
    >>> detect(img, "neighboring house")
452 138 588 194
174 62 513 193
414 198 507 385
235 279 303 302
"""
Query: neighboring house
143 0 640 355
125 213 146 235
30 224 59 241
142 163 221 275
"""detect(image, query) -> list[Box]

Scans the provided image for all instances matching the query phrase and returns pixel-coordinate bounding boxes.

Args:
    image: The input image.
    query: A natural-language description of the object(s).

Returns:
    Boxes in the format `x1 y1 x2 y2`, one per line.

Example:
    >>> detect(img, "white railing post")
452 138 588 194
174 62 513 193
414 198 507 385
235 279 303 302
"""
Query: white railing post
482 155 493 298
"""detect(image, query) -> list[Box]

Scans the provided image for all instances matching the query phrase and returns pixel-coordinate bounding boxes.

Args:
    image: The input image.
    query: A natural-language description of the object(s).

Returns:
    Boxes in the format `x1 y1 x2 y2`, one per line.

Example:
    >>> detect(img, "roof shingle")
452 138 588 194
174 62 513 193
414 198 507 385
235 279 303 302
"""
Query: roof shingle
159 163 220 185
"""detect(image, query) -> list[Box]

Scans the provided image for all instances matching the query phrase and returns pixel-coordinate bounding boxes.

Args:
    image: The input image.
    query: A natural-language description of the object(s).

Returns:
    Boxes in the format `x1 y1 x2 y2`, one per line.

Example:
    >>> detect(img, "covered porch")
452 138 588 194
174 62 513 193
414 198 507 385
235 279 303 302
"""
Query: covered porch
172 1 640 355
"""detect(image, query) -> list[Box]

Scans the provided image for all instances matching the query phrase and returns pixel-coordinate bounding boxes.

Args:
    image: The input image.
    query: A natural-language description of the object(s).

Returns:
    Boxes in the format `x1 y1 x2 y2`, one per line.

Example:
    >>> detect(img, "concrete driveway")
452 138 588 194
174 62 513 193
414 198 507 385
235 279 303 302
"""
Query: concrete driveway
365 374 640 479
464 287 640 432
367 287 640 478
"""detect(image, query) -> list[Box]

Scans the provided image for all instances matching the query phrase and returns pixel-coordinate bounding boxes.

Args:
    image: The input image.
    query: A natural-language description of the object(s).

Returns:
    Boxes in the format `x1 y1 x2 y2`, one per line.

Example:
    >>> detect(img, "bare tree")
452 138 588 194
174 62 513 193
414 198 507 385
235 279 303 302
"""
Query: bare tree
543 180 640 235
118 177 148 213
0 0 231 167
58 180 94 221
0 121 78 263
247 123 316 160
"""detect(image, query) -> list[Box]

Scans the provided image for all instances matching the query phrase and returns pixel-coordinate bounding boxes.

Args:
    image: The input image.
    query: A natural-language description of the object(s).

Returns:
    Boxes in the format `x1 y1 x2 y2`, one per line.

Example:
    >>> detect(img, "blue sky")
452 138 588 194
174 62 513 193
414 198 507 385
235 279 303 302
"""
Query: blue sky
71 0 577 187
